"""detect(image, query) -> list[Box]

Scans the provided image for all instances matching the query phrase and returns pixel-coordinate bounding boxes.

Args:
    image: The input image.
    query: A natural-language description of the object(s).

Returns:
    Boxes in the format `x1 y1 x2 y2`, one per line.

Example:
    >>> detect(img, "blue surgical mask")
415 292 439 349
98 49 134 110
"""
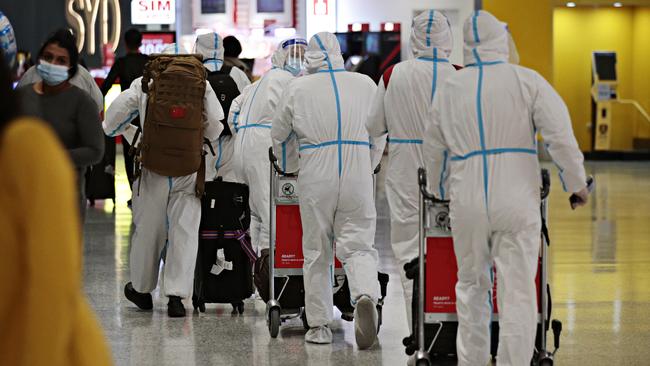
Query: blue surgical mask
37 60 70 85
284 59 303 76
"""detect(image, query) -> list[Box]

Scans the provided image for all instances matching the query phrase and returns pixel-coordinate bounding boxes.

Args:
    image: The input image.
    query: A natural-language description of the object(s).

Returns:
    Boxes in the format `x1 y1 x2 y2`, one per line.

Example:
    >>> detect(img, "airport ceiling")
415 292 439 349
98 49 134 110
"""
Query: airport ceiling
554 0 650 6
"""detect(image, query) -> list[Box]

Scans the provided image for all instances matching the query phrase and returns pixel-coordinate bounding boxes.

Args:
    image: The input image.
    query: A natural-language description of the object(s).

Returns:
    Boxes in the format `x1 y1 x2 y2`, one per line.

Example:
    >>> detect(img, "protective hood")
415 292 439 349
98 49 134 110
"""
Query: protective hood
463 10 509 65
271 43 288 69
195 33 224 71
304 32 344 74
410 10 453 59
161 43 188 55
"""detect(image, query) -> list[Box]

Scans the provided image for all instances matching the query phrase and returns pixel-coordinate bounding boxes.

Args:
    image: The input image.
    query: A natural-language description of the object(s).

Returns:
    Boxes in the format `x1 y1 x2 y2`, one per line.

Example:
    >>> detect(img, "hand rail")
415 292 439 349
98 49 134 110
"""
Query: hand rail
615 99 650 126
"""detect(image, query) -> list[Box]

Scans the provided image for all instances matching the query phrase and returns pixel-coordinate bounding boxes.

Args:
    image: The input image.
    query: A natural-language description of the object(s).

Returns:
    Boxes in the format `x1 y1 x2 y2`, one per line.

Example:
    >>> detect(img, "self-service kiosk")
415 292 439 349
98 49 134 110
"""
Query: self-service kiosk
591 51 650 152
591 51 617 151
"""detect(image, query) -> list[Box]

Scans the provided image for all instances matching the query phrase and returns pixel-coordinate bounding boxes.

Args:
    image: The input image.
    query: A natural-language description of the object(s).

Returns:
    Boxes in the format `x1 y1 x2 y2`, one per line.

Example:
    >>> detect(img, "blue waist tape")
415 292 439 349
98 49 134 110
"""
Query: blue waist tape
387 138 423 144
451 147 537 161
299 140 370 152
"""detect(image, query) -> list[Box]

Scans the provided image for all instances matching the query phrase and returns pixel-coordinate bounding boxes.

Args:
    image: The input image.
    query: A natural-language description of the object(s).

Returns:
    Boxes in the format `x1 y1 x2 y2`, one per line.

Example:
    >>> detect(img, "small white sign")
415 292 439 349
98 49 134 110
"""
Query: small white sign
131 0 176 25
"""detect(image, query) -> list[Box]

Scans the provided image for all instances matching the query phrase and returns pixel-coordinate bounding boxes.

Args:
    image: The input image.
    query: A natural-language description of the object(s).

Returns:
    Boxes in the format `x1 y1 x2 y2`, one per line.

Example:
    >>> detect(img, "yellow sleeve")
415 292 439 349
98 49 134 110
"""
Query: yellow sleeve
4 119 111 366
69 298 113 366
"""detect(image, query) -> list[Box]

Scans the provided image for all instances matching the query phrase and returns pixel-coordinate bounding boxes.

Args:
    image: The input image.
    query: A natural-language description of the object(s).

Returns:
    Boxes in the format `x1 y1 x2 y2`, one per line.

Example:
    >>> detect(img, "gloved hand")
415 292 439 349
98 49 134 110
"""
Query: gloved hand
570 187 589 209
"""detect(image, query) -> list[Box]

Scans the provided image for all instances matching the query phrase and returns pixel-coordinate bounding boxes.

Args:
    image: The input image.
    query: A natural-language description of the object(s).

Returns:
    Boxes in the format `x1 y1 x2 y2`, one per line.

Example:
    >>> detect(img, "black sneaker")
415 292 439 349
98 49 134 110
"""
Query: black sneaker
167 296 186 317
124 282 153 310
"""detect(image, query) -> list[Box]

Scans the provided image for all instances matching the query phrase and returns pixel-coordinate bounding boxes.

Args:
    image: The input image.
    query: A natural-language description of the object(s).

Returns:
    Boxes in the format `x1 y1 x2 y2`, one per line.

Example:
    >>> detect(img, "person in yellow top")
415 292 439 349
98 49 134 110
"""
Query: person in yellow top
0 46 113 366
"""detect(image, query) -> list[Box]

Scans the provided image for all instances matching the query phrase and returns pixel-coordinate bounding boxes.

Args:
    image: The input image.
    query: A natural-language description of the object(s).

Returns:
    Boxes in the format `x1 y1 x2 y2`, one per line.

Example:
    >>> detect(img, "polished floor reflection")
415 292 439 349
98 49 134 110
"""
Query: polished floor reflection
82 155 650 366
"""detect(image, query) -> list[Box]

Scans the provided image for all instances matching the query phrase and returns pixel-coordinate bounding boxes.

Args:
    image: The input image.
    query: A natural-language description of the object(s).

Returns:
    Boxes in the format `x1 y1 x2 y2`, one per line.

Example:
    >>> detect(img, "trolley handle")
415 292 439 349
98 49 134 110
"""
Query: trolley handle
268 147 296 177
417 167 450 204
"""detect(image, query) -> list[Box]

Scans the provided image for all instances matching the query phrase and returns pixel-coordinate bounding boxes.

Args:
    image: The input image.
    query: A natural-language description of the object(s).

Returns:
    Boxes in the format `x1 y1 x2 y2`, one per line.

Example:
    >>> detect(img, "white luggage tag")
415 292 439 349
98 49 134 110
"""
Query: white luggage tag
210 249 233 275
210 262 224 275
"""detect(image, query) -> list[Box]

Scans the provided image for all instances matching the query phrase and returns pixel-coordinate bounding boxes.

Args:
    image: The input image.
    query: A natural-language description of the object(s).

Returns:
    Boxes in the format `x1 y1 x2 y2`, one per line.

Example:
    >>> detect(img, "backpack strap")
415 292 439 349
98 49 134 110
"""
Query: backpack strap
196 153 206 197
206 65 232 75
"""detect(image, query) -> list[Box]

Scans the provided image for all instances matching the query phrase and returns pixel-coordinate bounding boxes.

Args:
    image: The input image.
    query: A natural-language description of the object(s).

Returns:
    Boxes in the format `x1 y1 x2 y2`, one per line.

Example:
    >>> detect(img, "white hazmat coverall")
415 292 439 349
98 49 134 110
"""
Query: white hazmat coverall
229 40 304 252
366 9 456 330
195 32 251 182
424 11 587 366
271 32 381 333
102 45 224 299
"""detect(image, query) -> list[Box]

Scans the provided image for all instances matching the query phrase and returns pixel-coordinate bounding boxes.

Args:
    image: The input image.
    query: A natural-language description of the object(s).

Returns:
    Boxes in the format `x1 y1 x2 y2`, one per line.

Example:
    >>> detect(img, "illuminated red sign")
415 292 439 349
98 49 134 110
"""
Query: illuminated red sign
314 0 328 16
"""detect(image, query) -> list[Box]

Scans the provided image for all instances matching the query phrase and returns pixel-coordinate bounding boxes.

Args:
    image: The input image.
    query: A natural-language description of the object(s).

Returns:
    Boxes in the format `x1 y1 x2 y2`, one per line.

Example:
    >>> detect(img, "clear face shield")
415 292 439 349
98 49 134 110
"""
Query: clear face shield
282 38 307 76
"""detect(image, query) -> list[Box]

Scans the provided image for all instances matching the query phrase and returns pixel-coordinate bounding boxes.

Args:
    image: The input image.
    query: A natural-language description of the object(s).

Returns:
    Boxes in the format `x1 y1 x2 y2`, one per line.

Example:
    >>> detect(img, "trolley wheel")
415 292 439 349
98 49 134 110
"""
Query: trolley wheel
88 199 95 207
301 309 309 330
415 360 430 366
231 302 244 315
269 308 281 338
538 358 553 366
405 344 417 356
199 302 206 313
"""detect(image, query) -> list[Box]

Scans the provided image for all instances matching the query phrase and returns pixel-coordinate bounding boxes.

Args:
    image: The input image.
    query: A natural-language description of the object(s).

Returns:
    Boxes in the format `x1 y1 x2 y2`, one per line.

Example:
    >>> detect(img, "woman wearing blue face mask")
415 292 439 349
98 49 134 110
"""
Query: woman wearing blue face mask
18 29 104 219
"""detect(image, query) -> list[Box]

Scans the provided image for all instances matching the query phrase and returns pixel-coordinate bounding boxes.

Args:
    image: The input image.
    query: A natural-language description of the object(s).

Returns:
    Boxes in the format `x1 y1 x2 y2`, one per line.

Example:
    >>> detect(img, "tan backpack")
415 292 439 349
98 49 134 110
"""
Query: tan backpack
139 54 208 195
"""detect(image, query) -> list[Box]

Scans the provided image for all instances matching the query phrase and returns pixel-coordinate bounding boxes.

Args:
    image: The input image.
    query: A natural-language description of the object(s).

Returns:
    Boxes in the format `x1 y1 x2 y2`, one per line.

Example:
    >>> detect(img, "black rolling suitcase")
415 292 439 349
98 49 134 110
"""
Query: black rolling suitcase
193 179 255 314
85 135 116 205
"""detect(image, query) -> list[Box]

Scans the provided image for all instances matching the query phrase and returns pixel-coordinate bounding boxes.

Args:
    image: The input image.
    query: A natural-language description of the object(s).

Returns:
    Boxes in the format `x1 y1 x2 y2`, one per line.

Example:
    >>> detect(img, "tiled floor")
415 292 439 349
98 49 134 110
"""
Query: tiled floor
82 154 650 365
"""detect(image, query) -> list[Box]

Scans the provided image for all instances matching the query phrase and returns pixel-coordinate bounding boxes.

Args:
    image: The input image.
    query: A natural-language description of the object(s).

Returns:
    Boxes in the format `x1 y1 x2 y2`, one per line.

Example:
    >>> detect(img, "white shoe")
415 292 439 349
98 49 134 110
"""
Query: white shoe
305 325 332 344
354 295 378 349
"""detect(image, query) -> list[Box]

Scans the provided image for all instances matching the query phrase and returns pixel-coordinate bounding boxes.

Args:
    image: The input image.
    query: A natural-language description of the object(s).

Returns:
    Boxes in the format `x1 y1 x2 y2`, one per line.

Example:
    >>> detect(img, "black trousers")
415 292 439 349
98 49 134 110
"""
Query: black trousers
122 116 140 190
122 138 135 189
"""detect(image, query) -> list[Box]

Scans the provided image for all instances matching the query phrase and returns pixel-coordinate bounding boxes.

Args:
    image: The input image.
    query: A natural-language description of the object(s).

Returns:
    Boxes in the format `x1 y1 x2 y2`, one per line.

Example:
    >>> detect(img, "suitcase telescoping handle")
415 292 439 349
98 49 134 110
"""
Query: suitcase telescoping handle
417 167 450 204
268 147 296 177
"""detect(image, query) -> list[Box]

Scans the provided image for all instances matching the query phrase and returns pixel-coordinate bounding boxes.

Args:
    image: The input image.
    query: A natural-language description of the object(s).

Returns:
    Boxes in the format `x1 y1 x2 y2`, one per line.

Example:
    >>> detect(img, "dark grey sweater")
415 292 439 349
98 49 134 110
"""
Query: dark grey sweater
19 84 104 169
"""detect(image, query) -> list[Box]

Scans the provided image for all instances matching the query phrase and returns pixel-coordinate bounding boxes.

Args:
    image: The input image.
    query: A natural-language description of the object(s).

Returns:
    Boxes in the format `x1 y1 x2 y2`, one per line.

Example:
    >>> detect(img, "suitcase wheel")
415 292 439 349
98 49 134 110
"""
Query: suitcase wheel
268 308 281 338
231 302 244 315
192 296 206 313
376 304 383 334
300 309 309 330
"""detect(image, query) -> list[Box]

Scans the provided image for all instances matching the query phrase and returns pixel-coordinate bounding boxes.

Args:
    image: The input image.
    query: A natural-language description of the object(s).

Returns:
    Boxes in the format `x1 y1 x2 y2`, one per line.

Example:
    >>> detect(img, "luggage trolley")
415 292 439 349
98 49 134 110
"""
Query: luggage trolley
410 167 562 365
265 148 387 338
266 148 346 338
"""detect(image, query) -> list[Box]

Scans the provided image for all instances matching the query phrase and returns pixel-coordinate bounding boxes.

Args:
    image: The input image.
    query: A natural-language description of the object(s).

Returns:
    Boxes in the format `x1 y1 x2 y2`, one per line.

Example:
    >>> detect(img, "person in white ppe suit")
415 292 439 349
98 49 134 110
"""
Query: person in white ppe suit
423 11 589 365
271 32 381 349
229 37 306 253
195 32 251 182
366 9 456 330
102 44 224 318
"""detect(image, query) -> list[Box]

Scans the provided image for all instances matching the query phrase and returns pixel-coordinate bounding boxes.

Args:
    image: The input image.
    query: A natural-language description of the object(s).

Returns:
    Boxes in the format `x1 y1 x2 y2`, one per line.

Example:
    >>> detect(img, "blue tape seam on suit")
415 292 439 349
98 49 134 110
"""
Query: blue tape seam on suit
108 110 138 137
314 34 345 176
